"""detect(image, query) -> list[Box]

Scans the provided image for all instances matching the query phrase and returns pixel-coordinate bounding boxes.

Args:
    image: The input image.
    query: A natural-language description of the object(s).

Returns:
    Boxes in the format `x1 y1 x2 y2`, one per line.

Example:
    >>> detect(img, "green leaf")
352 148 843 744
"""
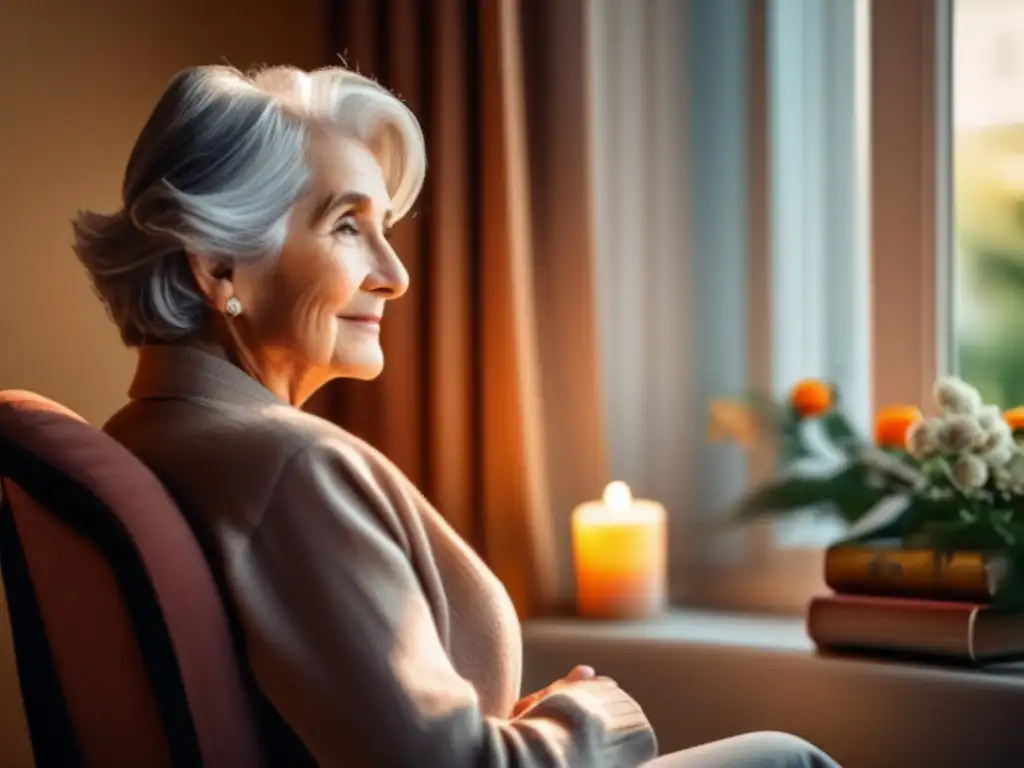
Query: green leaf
909 515 1005 553
1007 492 1024 517
776 420 815 467
913 500 968 540
892 449 923 471
990 548 1024 610
992 519 1017 548
819 411 866 456
732 475 840 521
827 463 890 524
839 495 914 544
734 461 900 527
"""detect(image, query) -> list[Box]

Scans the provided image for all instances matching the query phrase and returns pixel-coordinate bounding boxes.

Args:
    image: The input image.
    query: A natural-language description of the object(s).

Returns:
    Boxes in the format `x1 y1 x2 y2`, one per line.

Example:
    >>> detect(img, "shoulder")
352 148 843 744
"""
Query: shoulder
106 396 416 535
107 395 363 466
254 404 416 508
263 421 423 550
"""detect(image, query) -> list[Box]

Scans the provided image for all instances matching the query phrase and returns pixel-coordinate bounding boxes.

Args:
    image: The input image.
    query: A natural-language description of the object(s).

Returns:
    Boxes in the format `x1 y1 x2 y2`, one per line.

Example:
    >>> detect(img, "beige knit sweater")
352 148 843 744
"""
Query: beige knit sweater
104 345 657 767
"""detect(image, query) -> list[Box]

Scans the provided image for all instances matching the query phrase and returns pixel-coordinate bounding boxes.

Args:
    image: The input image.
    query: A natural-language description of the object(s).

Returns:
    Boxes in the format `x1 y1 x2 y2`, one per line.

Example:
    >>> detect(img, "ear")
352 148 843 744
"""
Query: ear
187 252 235 311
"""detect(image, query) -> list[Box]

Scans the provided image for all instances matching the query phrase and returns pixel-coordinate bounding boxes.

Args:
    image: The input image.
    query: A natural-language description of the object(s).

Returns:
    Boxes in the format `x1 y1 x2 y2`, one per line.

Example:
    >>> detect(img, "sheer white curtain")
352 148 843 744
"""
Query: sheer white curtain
588 0 871 608
589 0 747 598
768 0 870 547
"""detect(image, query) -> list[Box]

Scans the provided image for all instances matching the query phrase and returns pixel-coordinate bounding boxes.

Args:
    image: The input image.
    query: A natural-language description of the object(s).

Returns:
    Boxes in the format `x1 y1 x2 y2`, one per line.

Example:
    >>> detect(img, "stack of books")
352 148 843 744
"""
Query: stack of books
807 539 1024 665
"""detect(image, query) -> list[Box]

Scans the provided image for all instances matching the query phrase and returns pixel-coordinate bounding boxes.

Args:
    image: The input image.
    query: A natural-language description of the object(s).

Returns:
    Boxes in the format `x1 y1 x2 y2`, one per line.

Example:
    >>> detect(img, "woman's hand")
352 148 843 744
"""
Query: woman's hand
510 665 596 718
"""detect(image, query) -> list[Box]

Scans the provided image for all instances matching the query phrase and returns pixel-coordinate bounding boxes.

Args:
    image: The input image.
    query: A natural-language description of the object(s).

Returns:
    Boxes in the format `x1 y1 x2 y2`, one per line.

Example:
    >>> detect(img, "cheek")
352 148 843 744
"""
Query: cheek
284 243 354 306
314 250 363 314
293 253 363 341
258 240 369 358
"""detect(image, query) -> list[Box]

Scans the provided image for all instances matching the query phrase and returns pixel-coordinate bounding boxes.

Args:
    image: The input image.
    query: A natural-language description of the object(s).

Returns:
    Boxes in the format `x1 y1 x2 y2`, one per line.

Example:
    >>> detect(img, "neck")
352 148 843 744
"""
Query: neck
181 331 327 409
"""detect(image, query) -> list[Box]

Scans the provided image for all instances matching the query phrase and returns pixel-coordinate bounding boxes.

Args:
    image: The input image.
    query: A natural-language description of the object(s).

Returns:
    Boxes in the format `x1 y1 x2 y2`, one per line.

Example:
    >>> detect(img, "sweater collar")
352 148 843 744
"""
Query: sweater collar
128 344 285 408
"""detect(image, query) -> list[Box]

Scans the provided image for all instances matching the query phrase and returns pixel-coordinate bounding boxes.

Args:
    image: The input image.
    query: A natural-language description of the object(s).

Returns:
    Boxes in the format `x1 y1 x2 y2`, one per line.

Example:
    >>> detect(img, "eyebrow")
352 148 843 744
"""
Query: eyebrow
312 191 393 228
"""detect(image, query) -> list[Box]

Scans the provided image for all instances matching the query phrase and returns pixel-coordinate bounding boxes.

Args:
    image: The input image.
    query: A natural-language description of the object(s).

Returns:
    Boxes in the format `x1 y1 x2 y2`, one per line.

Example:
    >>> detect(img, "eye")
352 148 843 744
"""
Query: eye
332 213 360 237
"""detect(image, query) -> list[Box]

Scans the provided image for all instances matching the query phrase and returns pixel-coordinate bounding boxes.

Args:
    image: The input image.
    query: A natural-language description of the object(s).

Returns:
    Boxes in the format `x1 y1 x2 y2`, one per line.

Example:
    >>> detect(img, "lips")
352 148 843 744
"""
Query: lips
338 315 382 332
338 315 381 324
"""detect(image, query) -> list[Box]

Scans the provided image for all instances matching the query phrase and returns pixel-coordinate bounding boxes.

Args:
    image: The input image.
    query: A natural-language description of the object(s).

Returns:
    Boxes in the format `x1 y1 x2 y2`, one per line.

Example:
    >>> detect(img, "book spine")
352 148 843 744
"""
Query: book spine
824 547 1003 601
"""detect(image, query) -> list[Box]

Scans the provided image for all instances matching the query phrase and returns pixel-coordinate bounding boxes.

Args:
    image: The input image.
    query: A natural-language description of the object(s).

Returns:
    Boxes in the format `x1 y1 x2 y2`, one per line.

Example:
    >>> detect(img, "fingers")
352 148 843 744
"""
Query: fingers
564 664 596 682
511 666 599 718
511 690 544 717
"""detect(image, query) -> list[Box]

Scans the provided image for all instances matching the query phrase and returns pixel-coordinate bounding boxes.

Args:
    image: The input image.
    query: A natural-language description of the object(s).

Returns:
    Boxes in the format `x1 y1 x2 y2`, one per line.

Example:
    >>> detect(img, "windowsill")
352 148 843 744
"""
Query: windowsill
527 608 1024 682
523 609 1024 767
527 609 814 653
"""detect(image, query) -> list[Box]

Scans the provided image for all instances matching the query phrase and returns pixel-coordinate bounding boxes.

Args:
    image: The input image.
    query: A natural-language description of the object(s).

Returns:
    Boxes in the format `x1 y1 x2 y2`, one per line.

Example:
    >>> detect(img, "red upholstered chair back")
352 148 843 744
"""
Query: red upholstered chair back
0 390 267 767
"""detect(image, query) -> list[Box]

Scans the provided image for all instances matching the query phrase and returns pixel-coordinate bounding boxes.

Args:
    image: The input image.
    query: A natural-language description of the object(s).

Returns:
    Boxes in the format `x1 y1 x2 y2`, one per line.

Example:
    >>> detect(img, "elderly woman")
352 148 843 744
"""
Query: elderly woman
74 65 840 768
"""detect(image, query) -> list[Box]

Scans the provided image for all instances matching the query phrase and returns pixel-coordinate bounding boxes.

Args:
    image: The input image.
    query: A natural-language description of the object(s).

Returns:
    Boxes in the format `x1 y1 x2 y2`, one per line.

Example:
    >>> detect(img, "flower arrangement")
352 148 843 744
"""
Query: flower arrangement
710 376 1024 607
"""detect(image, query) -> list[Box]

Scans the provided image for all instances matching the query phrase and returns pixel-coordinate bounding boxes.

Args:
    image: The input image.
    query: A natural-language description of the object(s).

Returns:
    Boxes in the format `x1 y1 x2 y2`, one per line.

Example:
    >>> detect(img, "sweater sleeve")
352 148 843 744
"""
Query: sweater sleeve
229 445 657 768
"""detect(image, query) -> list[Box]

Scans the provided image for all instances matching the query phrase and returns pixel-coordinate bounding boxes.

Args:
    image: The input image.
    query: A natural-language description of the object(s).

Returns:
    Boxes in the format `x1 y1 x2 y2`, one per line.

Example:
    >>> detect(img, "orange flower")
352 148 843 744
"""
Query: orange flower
789 379 832 418
874 405 923 449
1004 407 1024 432
708 399 759 448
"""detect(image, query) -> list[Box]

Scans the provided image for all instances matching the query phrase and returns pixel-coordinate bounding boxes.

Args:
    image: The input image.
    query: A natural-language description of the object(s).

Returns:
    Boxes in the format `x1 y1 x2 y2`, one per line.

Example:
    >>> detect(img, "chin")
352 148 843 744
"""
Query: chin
331 352 385 381
349 363 384 381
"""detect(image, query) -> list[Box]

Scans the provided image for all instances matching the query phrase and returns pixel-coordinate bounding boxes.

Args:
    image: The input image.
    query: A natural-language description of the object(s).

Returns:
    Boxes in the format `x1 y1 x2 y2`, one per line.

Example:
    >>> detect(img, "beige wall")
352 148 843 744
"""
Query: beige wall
0 0 324 424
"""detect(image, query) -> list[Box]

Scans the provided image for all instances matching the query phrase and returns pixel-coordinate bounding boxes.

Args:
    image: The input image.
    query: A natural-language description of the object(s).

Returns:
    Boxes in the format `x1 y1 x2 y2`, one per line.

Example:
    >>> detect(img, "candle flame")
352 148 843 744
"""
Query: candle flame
603 481 632 511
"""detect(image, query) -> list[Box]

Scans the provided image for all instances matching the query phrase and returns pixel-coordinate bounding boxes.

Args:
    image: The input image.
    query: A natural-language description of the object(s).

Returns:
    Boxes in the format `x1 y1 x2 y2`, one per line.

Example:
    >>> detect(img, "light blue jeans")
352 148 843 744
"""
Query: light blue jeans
645 732 840 768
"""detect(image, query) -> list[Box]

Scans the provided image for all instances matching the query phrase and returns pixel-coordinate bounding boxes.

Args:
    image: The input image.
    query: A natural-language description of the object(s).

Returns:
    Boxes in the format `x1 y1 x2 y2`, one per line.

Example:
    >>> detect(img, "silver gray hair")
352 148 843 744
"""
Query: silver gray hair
72 65 426 346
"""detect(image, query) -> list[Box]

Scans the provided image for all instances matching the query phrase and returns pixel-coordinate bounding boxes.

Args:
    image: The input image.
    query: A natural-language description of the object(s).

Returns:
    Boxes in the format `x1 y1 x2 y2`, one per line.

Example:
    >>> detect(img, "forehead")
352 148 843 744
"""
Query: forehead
304 130 391 208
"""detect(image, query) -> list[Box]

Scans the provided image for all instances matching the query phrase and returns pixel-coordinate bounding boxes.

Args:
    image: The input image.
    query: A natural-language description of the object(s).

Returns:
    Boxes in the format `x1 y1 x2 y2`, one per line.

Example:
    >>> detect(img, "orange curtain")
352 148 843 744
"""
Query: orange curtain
309 0 606 618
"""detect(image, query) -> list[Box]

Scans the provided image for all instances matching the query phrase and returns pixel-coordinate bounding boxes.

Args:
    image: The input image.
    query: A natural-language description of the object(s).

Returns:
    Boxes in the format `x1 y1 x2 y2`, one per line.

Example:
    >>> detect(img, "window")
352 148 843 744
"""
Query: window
588 0 954 614
953 0 1024 409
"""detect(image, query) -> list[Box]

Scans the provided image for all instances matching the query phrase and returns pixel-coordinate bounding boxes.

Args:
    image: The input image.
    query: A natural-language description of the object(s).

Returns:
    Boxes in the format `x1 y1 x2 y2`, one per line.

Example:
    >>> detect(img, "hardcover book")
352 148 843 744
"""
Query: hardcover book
807 594 1024 665
824 539 1008 602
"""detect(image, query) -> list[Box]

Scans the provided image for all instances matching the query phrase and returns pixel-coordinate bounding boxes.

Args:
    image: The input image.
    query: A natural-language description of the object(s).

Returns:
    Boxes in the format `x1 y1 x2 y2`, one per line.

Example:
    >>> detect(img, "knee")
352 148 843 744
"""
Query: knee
739 731 836 767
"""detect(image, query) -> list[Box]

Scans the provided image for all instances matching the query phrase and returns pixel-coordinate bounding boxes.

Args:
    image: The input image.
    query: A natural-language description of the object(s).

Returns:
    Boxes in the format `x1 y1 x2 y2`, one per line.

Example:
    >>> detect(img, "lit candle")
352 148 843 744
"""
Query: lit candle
571 481 667 620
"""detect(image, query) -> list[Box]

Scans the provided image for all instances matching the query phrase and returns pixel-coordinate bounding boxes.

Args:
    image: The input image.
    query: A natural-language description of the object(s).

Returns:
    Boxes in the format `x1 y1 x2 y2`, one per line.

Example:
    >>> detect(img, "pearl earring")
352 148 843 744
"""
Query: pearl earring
225 297 243 317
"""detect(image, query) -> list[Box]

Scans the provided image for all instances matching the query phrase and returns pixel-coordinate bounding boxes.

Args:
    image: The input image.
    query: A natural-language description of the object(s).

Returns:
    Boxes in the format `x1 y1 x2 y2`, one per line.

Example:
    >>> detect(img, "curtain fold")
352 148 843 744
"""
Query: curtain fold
310 0 607 617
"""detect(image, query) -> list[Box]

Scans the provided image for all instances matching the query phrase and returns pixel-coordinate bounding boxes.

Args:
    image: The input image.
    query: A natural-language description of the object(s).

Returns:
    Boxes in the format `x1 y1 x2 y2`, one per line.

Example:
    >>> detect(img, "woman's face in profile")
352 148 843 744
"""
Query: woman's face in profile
231 130 409 386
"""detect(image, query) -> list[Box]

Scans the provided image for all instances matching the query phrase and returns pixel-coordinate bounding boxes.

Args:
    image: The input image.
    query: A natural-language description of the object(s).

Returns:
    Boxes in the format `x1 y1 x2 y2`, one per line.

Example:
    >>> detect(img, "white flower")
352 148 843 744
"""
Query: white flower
933 376 982 415
858 446 923 486
992 465 1011 492
952 453 989 490
984 443 1015 468
979 419 1013 456
974 405 999 430
1008 456 1024 486
906 419 939 460
936 414 985 454
977 405 1003 432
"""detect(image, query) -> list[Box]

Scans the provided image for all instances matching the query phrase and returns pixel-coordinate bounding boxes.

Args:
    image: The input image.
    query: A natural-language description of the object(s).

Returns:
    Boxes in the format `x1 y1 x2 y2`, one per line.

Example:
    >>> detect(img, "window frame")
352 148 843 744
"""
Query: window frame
870 0 953 415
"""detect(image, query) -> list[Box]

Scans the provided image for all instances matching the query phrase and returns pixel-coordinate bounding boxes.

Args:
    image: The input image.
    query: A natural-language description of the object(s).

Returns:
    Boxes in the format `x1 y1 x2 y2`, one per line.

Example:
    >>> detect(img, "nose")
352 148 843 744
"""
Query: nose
364 239 409 299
